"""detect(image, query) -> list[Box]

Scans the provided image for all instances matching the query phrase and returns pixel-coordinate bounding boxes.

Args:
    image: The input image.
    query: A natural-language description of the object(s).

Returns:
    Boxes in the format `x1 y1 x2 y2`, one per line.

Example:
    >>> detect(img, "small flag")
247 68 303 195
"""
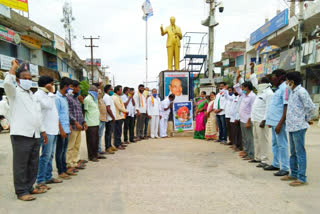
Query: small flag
142 0 153 21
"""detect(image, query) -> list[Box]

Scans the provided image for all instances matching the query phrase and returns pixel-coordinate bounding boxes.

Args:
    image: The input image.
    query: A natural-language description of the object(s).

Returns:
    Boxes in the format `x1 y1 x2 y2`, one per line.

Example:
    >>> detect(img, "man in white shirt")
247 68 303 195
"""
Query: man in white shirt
103 85 116 154
160 94 175 138
223 86 236 145
34 76 61 190
122 87 136 143
134 84 147 140
147 89 161 138
251 76 274 167
214 82 227 143
4 60 48 201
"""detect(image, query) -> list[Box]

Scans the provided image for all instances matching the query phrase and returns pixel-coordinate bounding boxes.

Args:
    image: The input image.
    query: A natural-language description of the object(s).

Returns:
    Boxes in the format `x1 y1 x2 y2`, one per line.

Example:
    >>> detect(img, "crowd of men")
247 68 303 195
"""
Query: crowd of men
3 59 317 201
213 66 316 187
4 60 175 201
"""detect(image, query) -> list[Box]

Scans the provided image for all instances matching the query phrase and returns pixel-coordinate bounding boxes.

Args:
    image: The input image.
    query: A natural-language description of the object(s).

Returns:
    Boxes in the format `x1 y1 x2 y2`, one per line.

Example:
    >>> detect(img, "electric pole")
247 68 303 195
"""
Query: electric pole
83 36 100 84
61 1 76 49
295 0 305 72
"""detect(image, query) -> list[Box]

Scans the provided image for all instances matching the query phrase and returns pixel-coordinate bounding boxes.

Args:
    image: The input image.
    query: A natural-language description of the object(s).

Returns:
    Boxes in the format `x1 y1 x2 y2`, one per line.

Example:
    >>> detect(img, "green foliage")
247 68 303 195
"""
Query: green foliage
223 75 234 86
80 80 89 96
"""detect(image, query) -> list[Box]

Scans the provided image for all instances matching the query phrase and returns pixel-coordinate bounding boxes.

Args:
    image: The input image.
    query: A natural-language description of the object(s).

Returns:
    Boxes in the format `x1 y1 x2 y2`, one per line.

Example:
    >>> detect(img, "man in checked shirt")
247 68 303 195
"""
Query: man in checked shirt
66 80 88 174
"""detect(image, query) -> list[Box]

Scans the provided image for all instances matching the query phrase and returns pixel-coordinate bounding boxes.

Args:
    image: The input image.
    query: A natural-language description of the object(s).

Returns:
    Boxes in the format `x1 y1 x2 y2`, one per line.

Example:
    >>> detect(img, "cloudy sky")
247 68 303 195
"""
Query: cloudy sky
27 0 289 88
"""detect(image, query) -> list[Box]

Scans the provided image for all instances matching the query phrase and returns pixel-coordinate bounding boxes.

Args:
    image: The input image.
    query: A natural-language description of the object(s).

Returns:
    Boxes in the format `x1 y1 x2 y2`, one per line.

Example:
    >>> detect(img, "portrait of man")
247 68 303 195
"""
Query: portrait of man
164 72 189 102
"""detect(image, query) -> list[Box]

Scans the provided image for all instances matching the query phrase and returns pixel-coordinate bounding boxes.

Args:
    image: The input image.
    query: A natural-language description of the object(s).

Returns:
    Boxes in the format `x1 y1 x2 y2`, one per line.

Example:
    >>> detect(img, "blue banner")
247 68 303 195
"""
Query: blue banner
173 101 193 131
250 9 288 46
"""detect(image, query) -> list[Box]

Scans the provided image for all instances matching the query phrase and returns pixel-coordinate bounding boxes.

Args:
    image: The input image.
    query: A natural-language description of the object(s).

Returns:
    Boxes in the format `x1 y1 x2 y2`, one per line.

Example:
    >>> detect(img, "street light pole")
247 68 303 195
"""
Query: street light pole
295 0 304 72
208 0 215 84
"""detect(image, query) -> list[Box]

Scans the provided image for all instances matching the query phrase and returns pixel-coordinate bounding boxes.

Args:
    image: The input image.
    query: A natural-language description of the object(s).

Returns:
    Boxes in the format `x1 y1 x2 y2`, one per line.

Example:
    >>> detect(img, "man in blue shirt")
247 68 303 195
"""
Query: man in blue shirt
281 72 315 186
55 77 73 180
264 69 290 176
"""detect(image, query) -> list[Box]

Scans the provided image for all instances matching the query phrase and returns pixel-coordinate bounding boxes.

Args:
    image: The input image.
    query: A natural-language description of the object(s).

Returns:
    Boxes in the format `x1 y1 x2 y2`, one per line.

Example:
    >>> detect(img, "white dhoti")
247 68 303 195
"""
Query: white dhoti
150 115 160 138
160 117 168 138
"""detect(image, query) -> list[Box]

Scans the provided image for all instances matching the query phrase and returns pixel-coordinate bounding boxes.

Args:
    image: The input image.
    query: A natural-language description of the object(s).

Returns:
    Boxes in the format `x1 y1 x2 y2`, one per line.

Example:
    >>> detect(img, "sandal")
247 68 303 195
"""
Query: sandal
18 194 36 201
36 183 52 190
46 178 63 184
31 188 47 194
58 173 72 180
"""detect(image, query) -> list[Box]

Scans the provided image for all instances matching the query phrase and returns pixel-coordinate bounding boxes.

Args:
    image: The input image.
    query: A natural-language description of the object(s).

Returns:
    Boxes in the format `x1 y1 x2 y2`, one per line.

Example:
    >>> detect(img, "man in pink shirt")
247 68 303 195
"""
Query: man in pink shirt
234 74 257 161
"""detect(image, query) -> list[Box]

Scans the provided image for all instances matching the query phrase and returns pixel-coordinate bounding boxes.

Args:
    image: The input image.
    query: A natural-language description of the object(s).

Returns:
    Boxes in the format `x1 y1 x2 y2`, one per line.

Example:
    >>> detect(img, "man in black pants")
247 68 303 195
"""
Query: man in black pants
4 60 48 201
121 87 136 144
103 85 116 154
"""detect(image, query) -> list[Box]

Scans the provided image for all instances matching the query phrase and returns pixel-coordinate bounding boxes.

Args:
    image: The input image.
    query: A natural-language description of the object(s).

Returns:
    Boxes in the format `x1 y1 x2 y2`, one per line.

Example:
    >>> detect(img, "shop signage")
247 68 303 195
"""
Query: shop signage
54 34 65 52
21 35 41 49
222 59 229 67
279 48 296 71
42 46 57 55
30 26 52 40
85 58 102 66
0 4 11 18
264 57 280 75
250 9 289 45
0 54 14 70
0 24 21 45
255 64 265 78
0 0 28 12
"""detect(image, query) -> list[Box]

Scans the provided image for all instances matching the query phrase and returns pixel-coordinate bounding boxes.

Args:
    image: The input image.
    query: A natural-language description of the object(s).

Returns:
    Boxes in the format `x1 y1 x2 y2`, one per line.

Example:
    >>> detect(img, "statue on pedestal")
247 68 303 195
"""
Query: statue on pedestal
161 17 182 71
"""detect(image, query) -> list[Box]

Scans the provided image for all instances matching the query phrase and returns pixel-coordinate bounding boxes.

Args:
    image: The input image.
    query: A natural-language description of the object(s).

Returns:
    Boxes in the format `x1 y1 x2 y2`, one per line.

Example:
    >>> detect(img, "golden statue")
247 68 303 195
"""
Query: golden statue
161 17 182 71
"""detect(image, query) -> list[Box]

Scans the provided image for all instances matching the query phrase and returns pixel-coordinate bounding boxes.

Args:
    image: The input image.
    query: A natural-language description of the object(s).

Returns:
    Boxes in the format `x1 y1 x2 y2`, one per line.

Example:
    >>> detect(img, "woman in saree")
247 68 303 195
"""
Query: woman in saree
205 92 218 140
194 91 209 139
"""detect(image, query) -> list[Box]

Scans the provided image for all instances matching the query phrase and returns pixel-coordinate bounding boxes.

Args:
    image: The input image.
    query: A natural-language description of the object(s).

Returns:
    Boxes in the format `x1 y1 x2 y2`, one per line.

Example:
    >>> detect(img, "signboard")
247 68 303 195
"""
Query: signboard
85 58 102 66
0 54 14 70
0 24 21 45
0 4 10 18
264 57 280 75
54 34 65 52
279 48 296 70
164 72 189 102
0 0 28 12
250 9 289 45
254 39 268 51
255 64 265 78
21 35 41 49
222 59 229 66
173 101 193 131
29 63 39 76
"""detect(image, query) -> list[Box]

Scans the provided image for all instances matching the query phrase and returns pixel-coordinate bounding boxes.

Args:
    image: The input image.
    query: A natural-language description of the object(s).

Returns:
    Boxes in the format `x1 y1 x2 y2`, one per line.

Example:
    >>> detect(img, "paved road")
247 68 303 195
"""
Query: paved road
0 125 319 214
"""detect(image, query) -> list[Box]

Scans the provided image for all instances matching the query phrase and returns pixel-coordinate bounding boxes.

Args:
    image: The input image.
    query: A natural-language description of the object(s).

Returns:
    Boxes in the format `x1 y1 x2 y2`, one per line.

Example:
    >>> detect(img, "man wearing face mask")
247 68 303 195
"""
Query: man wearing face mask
213 82 227 144
147 88 161 139
223 86 235 146
134 84 147 140
250 76 274 168
84 85 104 162
4 60 48 201
103 85 117 154
34 76 61 190
264 69 290 177
66 80 88 173
281 72 315 186
235 71 256 161
55 77 73 180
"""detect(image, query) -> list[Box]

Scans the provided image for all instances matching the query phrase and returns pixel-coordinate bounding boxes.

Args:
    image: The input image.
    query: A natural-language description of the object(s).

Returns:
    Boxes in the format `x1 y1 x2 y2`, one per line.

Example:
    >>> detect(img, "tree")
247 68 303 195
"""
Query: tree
80 80 89 96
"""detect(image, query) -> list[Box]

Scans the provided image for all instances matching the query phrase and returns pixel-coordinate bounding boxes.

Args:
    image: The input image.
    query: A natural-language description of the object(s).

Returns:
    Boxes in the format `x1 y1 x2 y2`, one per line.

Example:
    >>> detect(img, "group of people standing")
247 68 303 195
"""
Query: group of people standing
4 60 175 201
194 67 316 187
